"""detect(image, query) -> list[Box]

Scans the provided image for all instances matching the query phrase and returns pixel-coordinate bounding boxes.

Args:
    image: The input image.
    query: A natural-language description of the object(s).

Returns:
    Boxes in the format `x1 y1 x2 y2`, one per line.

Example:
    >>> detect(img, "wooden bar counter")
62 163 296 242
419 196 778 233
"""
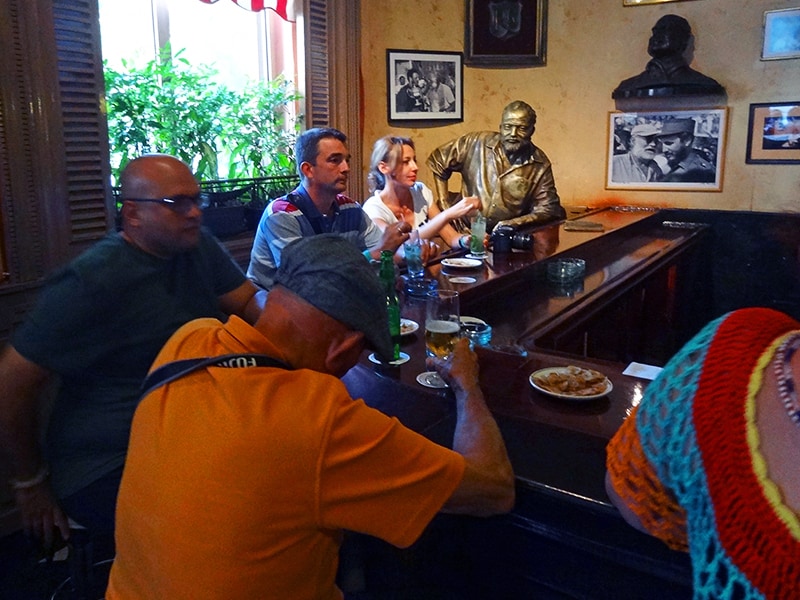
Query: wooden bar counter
341 208 706 599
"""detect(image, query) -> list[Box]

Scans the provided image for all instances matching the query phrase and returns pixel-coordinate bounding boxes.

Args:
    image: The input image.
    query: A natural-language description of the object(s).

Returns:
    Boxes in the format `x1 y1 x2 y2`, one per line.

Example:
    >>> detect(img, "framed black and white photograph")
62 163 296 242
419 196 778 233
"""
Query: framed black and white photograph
465 0 547 67
762 8 800 60
607 109 727 191
746 102 800 164
387 50 463 123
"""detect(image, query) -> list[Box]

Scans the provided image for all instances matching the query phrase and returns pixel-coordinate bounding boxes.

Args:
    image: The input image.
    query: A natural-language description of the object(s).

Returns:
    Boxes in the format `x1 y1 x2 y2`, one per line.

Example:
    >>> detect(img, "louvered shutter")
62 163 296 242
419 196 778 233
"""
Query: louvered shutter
300 0 362 201
52 0 114 245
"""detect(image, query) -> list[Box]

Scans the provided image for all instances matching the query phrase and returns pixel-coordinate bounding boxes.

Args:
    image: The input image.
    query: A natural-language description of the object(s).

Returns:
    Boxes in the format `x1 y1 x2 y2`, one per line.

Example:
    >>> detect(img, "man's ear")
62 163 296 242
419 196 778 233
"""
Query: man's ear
120 200 141 226
299 161 314 179
325 330 365 376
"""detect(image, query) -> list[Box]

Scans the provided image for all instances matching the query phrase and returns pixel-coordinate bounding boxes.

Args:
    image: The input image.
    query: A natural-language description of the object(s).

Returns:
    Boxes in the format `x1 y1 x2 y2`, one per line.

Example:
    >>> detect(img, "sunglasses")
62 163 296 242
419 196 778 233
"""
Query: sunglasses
125 194 209 215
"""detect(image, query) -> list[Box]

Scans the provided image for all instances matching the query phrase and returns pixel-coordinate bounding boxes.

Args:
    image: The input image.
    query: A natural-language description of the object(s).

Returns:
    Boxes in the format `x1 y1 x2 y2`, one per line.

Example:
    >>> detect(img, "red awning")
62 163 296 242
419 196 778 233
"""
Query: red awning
198 0 295 22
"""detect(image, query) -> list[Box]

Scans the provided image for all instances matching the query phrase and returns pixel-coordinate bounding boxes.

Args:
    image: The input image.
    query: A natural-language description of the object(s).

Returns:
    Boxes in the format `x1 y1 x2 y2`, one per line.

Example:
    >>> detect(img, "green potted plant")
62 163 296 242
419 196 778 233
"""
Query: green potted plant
104 47 301 237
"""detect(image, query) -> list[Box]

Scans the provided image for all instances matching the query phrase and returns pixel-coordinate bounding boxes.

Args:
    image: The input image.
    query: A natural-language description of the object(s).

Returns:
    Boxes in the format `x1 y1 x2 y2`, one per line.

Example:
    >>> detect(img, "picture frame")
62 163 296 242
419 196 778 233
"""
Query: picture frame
607 108 727 191
761 8 800 61
622 0 697 6
465 0 547 67
387 50 463 123
746 102 800 164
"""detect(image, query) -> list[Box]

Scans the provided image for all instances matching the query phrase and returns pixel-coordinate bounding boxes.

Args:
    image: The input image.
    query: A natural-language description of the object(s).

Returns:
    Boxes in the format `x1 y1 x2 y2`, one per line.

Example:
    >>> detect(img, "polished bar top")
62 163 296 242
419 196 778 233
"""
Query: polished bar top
345 346 649 507
344 207 707 507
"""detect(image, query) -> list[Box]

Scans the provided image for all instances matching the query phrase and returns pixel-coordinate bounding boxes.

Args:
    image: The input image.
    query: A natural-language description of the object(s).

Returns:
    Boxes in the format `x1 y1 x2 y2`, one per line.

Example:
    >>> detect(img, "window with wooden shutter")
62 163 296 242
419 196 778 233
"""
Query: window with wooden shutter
0 0 359 341
52 0 114 244
0 0 111 340
300 0 363 201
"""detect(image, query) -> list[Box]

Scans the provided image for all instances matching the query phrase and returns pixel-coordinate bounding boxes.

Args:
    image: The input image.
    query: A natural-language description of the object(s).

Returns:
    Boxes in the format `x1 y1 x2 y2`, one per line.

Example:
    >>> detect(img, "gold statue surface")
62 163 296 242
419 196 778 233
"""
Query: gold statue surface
427 100 565 233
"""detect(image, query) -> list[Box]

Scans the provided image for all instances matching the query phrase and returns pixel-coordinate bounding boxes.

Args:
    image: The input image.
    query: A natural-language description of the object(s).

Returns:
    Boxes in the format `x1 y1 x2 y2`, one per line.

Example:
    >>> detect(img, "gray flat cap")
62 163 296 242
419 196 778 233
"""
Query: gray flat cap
275 234 392 360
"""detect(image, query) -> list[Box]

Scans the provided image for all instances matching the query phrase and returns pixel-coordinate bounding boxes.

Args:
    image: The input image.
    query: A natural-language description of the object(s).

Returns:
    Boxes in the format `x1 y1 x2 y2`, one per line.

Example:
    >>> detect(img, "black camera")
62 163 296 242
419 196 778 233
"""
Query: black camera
490 225 533 253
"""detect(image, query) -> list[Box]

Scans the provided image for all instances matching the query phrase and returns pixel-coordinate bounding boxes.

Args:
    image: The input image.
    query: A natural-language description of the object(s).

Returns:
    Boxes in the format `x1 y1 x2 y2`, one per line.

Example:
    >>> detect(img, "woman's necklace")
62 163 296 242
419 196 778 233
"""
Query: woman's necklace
774 332 800 427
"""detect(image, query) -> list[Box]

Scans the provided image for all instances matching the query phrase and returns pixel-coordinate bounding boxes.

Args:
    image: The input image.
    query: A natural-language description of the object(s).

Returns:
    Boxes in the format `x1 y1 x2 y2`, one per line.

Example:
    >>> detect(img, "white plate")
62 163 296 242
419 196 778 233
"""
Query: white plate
460 316 487 326
529 366 612 401
400 318 419 336
369 352 410 366
441 258 482 269
416 371 449 388
448 276 476 284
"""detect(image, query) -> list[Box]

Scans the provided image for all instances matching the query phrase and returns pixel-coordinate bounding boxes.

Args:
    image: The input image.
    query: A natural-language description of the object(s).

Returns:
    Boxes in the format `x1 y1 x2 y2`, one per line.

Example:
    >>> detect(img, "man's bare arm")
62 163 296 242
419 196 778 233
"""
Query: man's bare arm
429 339 515 515
219 279 265 324
0 346 70 546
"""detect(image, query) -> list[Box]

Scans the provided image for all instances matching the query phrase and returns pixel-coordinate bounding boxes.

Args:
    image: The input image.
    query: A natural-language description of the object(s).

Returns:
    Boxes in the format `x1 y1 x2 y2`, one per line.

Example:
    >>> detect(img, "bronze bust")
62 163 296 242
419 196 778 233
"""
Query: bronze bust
613 15 724 99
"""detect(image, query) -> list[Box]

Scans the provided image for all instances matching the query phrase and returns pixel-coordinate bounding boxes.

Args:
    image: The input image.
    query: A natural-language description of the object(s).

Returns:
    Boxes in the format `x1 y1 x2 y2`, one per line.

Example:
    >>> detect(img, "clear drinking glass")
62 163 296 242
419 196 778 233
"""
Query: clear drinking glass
404 229 424 280
419 289 460 387
469 213 487 258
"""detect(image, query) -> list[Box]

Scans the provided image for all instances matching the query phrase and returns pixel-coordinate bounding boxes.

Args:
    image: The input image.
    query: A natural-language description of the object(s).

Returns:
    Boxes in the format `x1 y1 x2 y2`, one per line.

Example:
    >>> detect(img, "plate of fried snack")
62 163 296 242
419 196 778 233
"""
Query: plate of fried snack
400 318 419 336
529 365 612 401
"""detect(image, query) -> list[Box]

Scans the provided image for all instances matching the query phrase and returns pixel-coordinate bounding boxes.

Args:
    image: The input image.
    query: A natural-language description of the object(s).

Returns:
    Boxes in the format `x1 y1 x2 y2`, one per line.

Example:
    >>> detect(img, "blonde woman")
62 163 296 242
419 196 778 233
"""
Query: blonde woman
364 136 480 251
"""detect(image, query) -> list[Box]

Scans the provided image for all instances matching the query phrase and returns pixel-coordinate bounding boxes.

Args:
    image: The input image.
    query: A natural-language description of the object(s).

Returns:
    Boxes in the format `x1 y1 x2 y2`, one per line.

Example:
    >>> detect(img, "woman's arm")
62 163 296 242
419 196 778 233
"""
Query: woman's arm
418 196 480 249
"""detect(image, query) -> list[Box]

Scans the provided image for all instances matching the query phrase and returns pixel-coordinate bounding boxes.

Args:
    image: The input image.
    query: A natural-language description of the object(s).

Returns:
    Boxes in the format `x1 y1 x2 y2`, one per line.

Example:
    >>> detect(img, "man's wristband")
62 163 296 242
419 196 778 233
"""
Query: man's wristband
10 464 49 490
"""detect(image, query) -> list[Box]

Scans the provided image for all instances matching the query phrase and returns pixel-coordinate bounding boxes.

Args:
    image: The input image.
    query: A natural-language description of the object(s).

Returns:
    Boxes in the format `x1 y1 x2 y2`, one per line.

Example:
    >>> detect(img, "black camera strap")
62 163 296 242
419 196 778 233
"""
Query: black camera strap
287 188 330 234
140 353 291 398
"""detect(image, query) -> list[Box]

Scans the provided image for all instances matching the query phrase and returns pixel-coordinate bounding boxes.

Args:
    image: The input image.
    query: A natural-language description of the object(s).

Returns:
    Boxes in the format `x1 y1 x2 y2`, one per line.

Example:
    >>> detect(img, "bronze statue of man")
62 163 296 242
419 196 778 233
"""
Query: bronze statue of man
613 14 724 99
426 100 565 232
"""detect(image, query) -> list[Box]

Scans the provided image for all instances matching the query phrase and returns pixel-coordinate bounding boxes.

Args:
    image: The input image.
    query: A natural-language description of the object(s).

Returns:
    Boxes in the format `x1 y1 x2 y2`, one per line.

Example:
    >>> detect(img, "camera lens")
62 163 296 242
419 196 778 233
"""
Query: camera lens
511 233 533 251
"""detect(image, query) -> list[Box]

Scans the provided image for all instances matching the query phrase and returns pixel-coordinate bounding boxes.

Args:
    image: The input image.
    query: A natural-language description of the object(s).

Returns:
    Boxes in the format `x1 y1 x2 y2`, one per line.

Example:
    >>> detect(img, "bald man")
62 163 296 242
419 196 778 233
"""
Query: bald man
0 154 262 556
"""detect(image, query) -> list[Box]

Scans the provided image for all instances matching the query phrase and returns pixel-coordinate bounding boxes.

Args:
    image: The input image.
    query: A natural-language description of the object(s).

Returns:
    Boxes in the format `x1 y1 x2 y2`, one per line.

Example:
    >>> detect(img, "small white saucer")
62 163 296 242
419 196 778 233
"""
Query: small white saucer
460 316 487 326
448 276 476 284
465 253 488 260
416 371 449 388
369 352 410 366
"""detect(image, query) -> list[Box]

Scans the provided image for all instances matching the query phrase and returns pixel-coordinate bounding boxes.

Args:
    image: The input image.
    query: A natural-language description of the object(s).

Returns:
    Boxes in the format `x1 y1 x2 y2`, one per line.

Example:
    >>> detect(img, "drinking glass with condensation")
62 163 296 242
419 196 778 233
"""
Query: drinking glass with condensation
469 213 487 258
404 229 424 280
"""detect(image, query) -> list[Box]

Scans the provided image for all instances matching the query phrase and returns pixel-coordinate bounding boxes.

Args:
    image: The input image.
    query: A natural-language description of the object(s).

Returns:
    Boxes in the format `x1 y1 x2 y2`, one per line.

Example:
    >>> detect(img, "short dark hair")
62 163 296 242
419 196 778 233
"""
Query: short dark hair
295 128 348 174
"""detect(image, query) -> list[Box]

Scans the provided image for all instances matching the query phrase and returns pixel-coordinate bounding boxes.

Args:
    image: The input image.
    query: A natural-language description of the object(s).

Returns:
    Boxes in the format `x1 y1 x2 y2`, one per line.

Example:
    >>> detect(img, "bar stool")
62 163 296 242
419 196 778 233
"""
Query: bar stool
49 529 113 600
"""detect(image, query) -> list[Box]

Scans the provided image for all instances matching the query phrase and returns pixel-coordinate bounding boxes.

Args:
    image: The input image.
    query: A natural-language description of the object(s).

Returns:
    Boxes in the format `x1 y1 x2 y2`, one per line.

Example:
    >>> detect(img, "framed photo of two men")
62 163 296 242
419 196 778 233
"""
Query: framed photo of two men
607 109 728 192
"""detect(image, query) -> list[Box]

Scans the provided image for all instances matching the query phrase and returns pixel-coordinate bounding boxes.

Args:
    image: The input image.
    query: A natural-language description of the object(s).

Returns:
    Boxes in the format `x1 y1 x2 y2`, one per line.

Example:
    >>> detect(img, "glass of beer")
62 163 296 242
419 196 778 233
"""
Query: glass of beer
419 290 460 387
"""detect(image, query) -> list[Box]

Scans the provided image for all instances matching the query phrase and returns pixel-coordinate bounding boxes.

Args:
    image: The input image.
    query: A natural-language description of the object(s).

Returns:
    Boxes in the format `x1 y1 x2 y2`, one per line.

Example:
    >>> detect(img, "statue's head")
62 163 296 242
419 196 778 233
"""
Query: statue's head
499 101 537 156
647 14 691 59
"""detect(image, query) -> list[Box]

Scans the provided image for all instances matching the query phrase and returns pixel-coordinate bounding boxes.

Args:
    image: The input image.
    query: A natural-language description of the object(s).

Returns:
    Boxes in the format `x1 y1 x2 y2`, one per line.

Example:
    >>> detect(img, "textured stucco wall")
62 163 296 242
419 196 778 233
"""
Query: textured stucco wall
360 0 800 212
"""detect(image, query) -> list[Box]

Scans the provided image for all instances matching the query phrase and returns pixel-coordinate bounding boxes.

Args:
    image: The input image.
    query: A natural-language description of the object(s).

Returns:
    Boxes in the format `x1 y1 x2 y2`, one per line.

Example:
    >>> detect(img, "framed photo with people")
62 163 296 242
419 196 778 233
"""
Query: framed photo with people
606 108 727 192
387 49 463 123
746 101 800 164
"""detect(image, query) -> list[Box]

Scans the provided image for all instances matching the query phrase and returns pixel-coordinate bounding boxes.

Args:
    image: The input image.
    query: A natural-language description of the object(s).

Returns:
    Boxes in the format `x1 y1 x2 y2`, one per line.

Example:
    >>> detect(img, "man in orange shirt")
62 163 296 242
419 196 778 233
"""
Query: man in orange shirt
107 234 514 599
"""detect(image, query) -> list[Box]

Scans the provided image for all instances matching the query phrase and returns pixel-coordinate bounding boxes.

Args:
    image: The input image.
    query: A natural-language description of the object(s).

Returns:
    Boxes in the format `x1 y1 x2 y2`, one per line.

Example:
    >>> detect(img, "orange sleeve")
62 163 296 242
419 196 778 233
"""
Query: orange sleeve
319 397 465 549
606 408 689 551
